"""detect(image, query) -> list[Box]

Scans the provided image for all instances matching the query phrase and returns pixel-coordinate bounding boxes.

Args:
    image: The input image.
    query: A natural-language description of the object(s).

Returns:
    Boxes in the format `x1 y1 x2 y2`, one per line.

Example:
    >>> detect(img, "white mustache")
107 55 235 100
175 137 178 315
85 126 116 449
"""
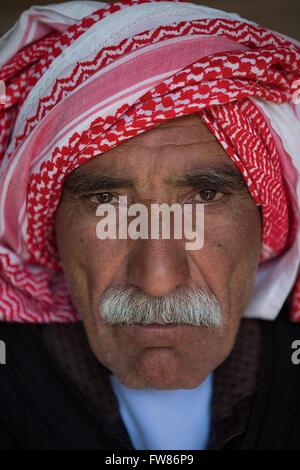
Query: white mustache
99 285 222 328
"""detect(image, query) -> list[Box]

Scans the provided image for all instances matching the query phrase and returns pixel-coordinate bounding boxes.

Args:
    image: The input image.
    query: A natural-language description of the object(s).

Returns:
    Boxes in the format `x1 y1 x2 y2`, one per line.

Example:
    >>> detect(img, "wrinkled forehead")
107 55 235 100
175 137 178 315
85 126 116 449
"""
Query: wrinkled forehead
119 113 215 146
65 113 239 184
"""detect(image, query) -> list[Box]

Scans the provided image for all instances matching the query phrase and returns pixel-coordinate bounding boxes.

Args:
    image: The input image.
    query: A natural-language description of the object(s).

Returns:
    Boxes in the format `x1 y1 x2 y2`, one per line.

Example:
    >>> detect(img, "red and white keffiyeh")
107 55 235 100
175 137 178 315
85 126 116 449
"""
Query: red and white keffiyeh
0 0 300 323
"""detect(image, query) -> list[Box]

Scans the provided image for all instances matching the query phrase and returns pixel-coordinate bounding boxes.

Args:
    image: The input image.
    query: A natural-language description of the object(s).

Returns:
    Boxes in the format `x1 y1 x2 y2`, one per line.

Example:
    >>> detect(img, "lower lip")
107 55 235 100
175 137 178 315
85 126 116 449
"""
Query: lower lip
132 323 185 330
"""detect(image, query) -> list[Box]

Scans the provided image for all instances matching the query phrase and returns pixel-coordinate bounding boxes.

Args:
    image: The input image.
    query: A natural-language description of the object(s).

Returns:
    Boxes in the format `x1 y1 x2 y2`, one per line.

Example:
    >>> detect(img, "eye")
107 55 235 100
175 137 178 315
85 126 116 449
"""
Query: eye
194 189 223 203
90 192 118 204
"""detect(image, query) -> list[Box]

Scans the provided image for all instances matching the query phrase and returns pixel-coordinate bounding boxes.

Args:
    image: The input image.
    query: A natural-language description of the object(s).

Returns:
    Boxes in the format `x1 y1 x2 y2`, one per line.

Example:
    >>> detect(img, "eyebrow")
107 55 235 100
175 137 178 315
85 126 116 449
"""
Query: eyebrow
63 171 134 195
63 163 248 195
166 165 248 191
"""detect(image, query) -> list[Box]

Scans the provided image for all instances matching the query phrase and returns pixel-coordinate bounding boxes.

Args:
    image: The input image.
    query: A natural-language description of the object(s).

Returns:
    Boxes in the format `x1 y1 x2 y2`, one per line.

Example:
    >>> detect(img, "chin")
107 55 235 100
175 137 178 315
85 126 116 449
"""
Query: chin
117 347 207 390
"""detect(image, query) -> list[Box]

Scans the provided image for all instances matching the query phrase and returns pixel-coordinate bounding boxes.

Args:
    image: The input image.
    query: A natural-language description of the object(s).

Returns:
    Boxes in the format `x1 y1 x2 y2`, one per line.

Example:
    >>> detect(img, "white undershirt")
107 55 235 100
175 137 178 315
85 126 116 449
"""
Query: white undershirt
110 373 213 450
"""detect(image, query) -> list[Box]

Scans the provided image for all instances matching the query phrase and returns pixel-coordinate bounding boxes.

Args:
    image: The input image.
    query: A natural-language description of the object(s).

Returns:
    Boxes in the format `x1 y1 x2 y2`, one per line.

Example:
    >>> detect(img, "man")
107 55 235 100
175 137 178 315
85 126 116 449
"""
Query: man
0 0 299 450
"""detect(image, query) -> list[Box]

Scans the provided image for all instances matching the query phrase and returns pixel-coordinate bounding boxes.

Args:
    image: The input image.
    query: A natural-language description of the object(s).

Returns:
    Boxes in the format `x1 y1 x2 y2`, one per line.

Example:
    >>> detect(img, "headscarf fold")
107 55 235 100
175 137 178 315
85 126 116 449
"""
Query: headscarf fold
0 0 300 323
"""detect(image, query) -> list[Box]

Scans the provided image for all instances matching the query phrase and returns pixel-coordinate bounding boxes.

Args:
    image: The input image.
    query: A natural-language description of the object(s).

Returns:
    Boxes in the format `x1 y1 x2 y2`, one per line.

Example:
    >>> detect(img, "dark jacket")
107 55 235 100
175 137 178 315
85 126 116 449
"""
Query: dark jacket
0 302 300 450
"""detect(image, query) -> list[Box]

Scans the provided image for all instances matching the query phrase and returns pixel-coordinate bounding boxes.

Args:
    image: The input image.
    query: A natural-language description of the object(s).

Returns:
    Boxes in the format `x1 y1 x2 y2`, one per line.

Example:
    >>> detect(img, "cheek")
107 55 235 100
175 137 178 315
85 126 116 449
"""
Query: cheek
55 203 130 314
207 206 261 272
189 201 261 322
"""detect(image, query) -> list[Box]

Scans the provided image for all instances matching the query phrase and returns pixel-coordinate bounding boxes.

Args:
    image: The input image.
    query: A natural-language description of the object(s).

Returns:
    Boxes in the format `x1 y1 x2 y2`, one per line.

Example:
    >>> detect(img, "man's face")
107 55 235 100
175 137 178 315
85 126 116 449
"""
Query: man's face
55 113 262 389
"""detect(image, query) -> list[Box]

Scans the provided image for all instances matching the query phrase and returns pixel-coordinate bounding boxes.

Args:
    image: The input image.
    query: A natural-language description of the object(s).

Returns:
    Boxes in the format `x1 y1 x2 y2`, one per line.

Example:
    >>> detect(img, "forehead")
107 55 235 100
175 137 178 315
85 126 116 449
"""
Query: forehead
120 113 216 147
77 113 233 177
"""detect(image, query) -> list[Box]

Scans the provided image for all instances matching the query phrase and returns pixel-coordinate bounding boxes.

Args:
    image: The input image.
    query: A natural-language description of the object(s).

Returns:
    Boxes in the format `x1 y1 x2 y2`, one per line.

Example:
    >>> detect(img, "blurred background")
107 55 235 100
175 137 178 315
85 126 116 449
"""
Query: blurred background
0 0 299 39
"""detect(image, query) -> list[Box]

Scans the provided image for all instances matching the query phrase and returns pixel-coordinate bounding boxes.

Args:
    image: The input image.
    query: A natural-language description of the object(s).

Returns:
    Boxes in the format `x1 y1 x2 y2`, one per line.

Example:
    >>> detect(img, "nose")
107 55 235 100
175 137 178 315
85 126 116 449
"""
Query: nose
126 239 190 297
